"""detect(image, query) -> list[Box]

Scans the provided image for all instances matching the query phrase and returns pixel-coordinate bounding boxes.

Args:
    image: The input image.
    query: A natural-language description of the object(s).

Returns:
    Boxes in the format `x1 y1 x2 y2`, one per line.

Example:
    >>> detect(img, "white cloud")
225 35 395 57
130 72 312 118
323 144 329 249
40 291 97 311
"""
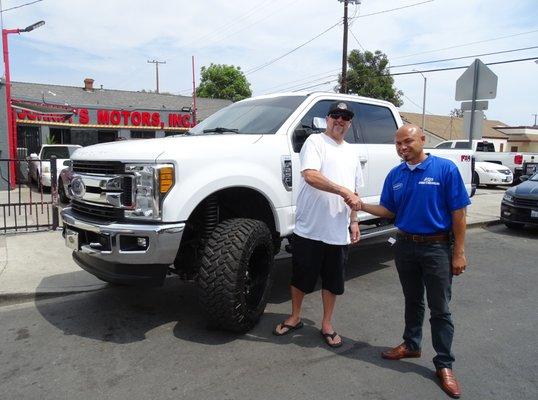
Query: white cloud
1 0 537 125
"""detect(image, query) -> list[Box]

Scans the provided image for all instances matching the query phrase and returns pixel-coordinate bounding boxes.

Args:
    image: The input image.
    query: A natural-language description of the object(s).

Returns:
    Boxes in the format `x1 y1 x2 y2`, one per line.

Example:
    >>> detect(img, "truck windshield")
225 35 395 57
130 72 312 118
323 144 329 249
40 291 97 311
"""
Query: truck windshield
41 146 77 160
188 95 307 135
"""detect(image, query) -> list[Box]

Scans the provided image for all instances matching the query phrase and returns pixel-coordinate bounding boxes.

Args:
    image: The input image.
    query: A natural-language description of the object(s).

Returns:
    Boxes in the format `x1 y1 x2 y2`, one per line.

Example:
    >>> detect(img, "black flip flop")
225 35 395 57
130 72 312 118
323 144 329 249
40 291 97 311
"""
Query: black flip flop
273 321 304 336
320 330 343 348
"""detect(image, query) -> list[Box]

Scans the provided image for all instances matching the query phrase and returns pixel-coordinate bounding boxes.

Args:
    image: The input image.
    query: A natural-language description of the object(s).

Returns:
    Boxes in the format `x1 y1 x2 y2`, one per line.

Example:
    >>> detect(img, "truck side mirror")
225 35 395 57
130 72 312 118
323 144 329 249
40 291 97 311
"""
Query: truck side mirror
312 117 327 132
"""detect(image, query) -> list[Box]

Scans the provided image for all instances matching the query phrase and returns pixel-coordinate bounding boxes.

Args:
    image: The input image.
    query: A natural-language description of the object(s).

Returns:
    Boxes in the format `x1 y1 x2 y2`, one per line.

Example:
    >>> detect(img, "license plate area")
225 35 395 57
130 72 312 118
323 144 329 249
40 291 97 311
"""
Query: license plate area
65 229 79 250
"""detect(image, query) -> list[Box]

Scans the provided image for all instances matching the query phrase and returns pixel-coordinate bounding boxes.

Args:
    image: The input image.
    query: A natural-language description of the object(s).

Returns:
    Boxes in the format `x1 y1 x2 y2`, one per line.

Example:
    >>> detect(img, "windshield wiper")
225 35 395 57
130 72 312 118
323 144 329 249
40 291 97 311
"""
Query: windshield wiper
202 127 239 134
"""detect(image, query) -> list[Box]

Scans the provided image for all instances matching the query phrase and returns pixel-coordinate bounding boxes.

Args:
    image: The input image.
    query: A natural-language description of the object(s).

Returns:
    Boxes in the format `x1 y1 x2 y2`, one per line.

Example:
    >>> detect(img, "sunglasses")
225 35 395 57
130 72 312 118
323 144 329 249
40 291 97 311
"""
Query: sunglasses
329 113 352 122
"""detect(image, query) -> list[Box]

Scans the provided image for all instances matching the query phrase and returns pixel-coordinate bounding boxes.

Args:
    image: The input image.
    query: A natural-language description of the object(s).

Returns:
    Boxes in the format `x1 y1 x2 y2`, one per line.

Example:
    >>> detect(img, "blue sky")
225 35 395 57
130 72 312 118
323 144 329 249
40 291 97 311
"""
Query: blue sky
1 0 537 125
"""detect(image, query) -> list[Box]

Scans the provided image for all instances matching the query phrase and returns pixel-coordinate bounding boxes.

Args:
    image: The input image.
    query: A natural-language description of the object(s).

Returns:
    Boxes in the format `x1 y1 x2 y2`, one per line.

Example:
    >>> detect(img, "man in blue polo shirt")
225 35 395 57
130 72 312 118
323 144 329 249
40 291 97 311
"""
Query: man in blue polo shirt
359 124 470 399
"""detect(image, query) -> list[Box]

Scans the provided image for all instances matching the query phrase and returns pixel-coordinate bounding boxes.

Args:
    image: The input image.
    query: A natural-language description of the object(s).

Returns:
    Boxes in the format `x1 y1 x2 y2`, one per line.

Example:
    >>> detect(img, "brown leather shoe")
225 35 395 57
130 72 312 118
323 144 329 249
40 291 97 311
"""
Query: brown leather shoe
436 368 461 398
381 343 421 360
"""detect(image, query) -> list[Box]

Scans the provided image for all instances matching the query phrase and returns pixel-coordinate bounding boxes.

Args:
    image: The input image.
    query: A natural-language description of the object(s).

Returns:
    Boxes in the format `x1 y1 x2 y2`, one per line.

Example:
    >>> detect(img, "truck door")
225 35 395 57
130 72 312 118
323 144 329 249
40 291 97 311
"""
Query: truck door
352 102 400 203
289 99 368 206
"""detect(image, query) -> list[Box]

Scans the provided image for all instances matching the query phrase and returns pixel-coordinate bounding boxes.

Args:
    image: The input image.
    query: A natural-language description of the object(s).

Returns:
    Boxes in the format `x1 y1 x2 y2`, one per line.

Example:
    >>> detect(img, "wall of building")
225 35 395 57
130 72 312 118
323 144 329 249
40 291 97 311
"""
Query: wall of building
508 142 538 153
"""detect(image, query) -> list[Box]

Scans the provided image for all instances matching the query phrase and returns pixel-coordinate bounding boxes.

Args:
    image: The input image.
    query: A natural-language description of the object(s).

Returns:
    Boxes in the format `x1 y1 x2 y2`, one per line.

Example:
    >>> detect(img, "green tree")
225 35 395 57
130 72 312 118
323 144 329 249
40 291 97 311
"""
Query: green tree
338 50 403 107
450 108 464 118
196 64 252 102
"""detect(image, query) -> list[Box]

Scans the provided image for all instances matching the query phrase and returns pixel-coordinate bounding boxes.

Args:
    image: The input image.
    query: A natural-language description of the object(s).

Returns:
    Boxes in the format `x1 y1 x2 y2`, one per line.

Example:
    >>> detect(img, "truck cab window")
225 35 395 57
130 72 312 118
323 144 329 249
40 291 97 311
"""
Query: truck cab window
455 142 468 149
356 104 398 144
436 142 453 149
292 100 358 152
476 142 495 152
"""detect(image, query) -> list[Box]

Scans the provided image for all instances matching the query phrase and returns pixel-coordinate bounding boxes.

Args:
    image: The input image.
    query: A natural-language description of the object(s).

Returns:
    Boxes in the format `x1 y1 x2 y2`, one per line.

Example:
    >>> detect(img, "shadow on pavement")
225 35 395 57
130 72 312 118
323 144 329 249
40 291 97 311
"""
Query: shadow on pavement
34 239 395 347
484 223 538 238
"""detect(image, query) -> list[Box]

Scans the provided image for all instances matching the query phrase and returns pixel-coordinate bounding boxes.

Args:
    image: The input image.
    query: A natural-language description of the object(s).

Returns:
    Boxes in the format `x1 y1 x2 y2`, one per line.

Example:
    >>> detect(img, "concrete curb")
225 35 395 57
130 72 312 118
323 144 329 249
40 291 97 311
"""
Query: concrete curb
467 218 502 229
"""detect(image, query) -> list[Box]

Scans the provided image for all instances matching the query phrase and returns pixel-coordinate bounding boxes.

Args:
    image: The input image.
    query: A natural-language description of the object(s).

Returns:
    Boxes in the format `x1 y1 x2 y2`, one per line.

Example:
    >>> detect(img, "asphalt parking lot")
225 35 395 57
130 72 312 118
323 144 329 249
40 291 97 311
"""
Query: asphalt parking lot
0 223 536 400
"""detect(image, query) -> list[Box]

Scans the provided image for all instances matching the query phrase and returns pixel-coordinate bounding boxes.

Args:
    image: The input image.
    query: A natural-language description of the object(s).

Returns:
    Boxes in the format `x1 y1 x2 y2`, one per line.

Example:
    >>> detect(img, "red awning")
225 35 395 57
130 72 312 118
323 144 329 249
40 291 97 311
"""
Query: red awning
11 99 75 116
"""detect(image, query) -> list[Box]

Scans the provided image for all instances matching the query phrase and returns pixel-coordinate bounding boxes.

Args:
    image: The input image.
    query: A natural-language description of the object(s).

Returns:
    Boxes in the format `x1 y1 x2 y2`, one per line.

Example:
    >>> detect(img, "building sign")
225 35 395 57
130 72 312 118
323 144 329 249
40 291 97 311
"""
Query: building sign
16 107 193 129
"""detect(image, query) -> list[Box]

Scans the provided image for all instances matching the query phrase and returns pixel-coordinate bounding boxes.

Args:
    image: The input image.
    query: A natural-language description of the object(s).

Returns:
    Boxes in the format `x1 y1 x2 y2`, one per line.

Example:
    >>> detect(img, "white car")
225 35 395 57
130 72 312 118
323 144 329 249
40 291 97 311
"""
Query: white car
474 161 513 187
28 144 82 189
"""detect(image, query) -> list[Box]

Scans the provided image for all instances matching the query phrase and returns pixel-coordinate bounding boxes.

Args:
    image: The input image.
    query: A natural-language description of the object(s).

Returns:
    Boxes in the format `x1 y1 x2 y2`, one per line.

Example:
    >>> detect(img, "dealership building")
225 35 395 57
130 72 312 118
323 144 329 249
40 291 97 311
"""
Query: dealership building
1 78 231 157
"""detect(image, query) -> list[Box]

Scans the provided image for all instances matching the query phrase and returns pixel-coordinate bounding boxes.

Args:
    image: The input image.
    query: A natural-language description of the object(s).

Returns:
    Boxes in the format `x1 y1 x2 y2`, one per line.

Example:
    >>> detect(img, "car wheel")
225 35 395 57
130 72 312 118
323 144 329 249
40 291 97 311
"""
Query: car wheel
198 218 275 333
504 222 524 230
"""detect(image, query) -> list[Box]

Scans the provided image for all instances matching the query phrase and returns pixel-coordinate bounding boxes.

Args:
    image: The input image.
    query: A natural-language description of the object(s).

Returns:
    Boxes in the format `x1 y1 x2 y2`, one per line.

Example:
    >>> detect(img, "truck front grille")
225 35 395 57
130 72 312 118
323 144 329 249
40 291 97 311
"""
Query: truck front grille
73 161 124 175
513 197 538 208
72 200 124 220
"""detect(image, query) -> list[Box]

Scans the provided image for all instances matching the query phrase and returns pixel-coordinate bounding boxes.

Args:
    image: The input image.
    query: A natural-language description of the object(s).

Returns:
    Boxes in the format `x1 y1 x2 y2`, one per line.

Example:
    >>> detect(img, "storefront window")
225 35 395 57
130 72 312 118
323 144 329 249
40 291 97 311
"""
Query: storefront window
131 130 156 139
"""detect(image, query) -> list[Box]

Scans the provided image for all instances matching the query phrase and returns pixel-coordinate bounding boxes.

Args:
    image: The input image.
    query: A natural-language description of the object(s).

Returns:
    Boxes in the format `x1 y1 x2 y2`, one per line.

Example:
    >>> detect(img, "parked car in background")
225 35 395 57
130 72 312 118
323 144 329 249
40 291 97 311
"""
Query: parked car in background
474 161 513 187
434 139 538 182
500 173 538 229
28 144 82 190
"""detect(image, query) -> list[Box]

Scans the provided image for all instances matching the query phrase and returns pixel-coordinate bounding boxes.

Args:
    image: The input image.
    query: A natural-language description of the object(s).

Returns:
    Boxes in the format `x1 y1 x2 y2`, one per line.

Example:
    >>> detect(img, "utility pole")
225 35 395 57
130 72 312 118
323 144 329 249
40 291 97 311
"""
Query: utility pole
532 113 537 126
147 59 166 93
338 0 361 94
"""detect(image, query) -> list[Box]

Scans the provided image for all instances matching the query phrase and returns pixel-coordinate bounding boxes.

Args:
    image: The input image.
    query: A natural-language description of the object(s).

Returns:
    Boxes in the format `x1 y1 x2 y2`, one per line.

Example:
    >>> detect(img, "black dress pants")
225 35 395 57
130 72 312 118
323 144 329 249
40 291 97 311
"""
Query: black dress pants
394 239 455 369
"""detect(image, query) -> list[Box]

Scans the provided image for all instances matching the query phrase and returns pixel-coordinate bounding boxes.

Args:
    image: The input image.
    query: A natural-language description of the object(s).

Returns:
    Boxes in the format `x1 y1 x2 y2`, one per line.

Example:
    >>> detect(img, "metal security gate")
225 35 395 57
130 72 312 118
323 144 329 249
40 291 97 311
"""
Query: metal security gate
0 156 59 233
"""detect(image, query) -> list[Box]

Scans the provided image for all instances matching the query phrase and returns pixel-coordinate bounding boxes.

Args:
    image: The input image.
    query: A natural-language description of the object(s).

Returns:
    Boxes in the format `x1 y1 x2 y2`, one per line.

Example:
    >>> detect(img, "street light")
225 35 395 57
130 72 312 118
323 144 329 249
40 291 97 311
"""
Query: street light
2 20 45 188
413 69 427 134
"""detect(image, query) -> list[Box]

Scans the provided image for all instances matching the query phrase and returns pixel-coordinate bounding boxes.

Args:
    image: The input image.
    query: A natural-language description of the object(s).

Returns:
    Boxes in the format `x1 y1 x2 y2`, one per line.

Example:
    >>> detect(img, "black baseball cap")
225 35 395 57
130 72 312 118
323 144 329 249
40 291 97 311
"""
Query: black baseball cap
327 101 354 118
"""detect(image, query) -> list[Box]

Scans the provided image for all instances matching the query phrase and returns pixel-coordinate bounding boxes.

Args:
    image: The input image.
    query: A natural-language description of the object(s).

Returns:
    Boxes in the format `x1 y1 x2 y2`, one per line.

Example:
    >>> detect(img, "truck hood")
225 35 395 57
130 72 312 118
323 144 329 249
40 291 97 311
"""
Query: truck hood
71 134 264 162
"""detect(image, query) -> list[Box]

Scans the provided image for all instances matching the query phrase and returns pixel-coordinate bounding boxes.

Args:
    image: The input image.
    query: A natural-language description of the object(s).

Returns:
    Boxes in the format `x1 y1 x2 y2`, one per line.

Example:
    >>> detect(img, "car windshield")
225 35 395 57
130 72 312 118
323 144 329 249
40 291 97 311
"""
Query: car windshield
188 95 307 135
41 146 77 160
530 173 538 181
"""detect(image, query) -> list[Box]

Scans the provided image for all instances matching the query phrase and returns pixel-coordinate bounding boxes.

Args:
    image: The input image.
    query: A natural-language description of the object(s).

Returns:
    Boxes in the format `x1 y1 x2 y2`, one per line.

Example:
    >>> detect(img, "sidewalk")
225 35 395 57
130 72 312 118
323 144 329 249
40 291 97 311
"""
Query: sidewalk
0 189 505 302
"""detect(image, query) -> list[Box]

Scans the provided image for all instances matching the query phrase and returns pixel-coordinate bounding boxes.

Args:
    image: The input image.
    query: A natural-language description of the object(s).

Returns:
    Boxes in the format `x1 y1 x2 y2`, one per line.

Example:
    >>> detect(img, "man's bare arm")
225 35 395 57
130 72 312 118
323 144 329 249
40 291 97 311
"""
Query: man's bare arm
302 169 359 204
451 208 467 276
360 202 395 219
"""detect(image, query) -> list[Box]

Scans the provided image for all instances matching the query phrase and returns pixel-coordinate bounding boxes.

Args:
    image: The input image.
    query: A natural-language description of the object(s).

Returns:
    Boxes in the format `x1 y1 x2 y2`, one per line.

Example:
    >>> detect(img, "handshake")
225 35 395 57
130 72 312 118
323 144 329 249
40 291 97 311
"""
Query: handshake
342 189 363 211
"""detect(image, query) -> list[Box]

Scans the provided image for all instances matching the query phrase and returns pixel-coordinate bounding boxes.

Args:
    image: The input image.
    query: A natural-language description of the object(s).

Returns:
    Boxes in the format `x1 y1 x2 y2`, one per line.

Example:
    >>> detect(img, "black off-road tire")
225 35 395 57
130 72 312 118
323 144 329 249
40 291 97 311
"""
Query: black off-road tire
198 218 275 333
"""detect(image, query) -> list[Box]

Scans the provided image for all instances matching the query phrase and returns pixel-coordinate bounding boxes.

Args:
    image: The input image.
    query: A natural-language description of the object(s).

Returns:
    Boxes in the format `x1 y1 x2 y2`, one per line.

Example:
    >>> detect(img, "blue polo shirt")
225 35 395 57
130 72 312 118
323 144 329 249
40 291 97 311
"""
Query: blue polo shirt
380 155 471 234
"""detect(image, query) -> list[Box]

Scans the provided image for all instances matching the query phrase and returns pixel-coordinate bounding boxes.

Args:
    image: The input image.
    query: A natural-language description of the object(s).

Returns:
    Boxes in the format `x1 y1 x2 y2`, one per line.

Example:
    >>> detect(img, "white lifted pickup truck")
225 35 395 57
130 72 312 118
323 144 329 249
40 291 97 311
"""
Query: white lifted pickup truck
61 92 474 332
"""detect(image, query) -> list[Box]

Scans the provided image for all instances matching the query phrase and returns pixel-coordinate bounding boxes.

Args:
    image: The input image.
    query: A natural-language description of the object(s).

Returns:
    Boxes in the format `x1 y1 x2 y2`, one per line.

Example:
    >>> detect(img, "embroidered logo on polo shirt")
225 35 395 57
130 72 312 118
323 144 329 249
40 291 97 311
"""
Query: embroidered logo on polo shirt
393 183 403 190
418 177 440 186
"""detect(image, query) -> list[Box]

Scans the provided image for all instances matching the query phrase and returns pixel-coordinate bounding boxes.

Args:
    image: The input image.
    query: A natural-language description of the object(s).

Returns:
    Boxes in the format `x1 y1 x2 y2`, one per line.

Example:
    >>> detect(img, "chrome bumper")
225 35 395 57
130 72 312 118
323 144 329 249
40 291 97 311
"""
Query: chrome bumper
61 207 185 265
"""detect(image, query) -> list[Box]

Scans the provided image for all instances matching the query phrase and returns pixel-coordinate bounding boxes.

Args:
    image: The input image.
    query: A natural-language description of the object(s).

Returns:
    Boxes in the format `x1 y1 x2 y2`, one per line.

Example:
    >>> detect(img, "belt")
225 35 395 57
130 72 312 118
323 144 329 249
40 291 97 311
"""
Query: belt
397 231 450 243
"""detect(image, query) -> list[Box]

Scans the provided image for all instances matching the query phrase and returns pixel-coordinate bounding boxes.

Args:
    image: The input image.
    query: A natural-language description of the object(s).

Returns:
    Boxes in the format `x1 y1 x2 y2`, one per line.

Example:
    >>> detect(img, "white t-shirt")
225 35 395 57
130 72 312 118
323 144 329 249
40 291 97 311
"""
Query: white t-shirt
294 133 364 245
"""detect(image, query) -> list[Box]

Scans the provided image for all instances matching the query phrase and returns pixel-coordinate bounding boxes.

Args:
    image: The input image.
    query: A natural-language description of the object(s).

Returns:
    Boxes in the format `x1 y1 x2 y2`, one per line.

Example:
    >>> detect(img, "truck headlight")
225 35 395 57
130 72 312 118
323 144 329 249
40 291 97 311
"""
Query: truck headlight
124 164 174 220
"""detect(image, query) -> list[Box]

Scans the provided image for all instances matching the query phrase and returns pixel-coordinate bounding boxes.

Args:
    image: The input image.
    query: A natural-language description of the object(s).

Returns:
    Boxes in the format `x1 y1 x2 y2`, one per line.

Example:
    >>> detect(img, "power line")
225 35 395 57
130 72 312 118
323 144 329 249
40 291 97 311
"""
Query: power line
391 46 538 69
392 28 538 60
244 20 342 75
245 1 435 76
287 56 538 92
391 56 538 76
182 0 275 47
350 0 434 19
0 0 43 13
203 0 303 46
263 44 537 92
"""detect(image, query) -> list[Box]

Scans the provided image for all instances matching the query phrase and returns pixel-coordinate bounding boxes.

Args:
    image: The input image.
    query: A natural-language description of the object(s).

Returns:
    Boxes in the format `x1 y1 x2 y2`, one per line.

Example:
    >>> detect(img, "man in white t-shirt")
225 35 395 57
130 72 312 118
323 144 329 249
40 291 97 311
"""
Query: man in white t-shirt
273 101 363 348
